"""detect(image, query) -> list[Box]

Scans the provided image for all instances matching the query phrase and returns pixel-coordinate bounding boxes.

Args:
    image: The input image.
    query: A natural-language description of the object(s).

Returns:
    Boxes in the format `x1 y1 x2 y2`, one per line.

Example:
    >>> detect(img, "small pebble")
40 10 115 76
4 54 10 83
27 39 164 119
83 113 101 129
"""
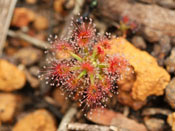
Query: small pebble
142 108 172 116
24 69 39 88
64 0 75 10
151 44 161 57
165 78 175 109
131 36 147 49
165 48 175 73
167 112 175 131
144 118 165 131
143 27 162 43
159 35 171 55
33 16 49 31
11 8 35 27
151 36 171 66
29 66 40 77
13 47 43 66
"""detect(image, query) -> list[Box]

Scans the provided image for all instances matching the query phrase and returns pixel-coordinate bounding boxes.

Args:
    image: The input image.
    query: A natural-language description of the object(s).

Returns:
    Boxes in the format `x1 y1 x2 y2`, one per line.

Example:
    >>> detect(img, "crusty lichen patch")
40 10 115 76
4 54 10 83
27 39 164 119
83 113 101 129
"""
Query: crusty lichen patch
106 38 170 101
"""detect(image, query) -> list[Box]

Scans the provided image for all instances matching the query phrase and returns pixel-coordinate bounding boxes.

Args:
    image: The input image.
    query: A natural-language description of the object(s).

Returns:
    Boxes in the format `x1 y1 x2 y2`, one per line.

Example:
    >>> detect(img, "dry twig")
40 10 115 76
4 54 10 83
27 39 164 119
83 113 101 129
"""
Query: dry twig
58 107 77 131
0 0 17 55
123 106 130 117
7 30 51 49
60 0 85 37
67 123 130 131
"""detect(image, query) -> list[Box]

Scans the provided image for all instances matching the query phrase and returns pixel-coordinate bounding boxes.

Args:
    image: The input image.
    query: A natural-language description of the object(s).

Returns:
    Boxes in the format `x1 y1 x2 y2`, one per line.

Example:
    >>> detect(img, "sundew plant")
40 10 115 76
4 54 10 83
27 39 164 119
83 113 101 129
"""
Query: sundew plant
42 17 131 110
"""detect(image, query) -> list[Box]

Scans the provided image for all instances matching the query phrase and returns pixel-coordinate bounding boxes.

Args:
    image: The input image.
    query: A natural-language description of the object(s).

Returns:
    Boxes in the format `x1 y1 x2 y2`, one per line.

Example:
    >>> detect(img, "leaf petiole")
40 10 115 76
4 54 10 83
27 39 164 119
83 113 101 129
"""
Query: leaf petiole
77 70 86 79
70 52 83 62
